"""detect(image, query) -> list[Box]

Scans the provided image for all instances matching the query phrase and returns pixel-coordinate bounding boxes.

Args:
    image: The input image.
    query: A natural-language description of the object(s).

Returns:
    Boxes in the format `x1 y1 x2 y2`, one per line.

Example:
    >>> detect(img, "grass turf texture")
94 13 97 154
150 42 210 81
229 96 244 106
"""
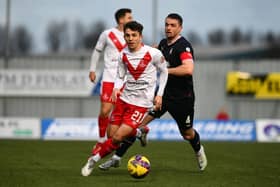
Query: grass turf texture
0 140 279 187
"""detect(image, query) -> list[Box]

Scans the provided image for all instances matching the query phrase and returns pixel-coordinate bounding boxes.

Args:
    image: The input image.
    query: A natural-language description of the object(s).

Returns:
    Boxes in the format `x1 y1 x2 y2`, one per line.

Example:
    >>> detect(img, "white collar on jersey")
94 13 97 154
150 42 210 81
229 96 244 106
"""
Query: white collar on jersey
167 35 182 46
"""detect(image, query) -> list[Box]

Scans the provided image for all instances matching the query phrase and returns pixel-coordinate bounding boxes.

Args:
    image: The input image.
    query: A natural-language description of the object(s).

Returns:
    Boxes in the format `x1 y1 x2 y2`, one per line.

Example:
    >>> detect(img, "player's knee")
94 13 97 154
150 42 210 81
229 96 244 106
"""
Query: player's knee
182 129 195 140
100 102 113 117
99 108 111 117
112 134 124 144
183 134 193 140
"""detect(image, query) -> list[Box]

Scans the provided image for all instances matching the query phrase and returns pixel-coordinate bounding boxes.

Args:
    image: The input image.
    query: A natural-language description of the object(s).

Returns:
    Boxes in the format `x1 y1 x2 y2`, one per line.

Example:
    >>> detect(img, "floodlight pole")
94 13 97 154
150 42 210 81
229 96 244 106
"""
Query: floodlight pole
152 0 158 45
3 0 11 117
4 0 11 68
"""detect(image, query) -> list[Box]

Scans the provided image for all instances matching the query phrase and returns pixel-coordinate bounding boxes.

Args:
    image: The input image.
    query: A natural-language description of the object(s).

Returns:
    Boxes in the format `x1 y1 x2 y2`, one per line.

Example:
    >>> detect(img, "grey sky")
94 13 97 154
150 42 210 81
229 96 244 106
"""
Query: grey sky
1 0 280 52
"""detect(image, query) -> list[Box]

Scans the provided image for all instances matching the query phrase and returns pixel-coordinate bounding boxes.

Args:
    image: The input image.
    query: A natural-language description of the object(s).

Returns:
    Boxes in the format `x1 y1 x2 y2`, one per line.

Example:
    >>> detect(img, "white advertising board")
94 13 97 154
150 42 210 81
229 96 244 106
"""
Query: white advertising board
256 119 280 142
0 69 97 97
41 118 99 140
0 118 41 139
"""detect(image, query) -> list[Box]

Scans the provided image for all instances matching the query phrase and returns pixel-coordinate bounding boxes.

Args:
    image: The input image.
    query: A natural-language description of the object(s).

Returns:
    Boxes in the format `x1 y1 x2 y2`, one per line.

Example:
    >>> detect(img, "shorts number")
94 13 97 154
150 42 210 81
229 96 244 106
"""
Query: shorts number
131 110 144 123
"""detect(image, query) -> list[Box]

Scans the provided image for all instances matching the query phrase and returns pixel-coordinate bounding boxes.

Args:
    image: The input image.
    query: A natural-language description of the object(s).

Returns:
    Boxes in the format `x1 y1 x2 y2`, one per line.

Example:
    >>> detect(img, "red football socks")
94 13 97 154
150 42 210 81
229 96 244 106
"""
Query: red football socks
98 138 119 158
98 116 109 138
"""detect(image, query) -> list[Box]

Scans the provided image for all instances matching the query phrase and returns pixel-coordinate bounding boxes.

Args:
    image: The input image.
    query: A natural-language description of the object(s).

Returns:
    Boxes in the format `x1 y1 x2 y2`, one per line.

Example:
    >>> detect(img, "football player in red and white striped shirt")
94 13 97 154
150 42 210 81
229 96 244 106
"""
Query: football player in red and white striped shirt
82 21 168 177
89 8 132 147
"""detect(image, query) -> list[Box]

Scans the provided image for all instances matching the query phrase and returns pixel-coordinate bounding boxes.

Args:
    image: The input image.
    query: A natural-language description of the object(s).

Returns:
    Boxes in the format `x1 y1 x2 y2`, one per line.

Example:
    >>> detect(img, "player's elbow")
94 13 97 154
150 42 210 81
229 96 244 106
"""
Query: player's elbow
182 60 194 75
185 69 193 76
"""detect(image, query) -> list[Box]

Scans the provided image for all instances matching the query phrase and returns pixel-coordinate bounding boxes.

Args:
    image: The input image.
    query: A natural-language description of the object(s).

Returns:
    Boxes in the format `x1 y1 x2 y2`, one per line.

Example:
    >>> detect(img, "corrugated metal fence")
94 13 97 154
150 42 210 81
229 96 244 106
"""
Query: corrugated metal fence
0 57 279 119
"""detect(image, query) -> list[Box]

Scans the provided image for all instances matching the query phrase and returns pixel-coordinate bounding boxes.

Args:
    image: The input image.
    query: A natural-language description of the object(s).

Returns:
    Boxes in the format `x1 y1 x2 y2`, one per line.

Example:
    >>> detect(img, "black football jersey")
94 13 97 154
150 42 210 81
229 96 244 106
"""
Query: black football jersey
158 37 195 99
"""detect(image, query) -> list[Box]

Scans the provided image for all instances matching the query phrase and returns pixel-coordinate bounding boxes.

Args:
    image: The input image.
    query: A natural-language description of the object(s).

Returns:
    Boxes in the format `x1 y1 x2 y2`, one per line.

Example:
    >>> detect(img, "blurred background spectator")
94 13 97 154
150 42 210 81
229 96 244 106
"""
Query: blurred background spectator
215 106 230 121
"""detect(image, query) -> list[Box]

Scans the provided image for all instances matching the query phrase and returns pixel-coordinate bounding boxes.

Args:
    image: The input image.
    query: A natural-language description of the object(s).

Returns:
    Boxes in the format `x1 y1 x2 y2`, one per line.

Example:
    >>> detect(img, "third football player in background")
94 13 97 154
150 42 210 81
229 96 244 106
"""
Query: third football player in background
89 8 132 148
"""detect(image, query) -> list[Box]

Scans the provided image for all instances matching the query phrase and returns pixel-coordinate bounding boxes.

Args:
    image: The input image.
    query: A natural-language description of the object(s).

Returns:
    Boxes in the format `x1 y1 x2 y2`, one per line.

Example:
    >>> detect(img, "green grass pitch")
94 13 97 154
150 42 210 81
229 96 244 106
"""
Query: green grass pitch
0 140 279 187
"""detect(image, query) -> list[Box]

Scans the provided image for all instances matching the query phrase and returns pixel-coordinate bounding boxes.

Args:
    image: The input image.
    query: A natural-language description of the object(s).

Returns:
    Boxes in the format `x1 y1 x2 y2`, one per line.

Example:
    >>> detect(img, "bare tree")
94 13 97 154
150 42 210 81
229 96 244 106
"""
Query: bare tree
187 30 202 46
263 31 280 58
230 27 243 45
207 29 226 46
243 30 253 45
83 21 105 49
46 20 69 52
264 31 277 45
12 25 32 55
73 21 85 50
0 25 5 56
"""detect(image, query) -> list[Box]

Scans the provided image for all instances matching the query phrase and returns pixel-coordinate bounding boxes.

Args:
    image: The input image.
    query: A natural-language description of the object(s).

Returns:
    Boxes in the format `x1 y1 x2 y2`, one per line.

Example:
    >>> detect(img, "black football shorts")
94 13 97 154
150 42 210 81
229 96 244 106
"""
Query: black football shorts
148 97 195 132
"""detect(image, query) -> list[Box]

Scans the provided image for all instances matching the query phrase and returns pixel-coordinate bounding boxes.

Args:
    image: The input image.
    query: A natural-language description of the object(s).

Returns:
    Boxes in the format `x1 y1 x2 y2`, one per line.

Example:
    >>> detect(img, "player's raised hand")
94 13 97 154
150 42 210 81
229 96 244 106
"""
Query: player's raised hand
89 71 96 83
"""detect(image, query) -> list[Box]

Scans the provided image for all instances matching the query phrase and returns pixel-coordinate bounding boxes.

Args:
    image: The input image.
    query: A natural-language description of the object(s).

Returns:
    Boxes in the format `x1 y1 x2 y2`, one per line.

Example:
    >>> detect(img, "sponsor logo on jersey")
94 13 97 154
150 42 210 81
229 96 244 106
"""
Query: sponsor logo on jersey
127 80 149 86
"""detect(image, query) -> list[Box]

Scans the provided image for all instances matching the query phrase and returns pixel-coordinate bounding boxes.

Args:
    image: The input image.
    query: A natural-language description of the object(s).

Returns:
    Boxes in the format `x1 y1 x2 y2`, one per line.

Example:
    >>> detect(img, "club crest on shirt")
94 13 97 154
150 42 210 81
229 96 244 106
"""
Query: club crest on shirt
139 61 147 68
169 48 173 55
186 47 191 52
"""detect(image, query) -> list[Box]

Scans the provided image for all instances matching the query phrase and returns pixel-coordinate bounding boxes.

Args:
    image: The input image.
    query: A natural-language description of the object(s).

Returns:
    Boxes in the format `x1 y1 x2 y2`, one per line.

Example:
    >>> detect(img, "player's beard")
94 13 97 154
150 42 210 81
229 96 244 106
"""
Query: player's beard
166 34 175 43
166 32 174 40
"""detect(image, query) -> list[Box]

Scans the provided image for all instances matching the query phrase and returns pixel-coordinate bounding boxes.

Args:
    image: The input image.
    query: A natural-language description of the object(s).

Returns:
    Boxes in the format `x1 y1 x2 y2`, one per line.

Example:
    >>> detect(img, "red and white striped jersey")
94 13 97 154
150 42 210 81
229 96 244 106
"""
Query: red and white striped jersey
116 45 168 108
93 27 126 82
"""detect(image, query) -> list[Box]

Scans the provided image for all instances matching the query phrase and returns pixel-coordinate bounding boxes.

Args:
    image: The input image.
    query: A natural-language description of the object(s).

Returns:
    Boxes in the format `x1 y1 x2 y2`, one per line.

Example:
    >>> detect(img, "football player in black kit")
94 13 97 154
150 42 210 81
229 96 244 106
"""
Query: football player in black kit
98 13 207 171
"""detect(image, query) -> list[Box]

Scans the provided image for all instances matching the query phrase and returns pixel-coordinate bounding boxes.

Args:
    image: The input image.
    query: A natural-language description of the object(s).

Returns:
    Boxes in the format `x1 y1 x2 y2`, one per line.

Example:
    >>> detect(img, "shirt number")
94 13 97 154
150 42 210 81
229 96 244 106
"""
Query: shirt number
131 110 145 123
